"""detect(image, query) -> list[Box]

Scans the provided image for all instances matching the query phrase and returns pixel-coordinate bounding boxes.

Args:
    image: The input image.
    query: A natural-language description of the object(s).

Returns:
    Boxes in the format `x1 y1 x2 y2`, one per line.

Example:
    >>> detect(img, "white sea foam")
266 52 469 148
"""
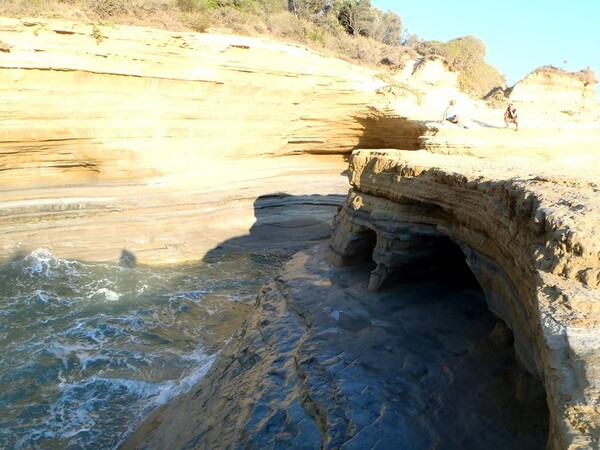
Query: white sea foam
150 351 217 407
71 315 145 345
169 290 205 302
18 349 217 450
22 249 54 277
107 315 144 332
1 245 276 450
33 290 50 304
20 248 81 278
92 288 121 302
47 342 96 369
78 353 113 370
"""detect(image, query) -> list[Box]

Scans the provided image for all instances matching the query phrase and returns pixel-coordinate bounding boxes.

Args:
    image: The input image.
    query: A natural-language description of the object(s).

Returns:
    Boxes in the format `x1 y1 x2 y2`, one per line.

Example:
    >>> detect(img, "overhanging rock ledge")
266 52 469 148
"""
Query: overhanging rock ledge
328 149 600 449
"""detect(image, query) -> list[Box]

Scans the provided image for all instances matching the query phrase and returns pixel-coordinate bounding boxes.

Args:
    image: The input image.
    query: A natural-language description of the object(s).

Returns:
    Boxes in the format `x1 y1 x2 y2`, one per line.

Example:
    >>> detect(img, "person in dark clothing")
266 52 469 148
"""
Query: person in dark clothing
504 103 519 131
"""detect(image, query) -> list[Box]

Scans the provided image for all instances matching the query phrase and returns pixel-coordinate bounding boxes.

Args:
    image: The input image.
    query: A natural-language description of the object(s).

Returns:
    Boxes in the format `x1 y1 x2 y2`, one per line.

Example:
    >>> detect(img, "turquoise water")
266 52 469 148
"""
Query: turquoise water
0 248 285 449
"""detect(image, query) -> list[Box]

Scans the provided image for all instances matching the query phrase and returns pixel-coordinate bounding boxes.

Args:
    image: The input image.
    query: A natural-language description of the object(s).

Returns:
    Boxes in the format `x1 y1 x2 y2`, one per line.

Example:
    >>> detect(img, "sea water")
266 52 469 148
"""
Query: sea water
0 248 285 449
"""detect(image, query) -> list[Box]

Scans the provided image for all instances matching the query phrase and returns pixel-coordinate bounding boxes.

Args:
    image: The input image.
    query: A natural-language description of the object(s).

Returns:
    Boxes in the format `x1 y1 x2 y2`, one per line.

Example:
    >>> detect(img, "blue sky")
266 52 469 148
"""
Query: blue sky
371 0 600 92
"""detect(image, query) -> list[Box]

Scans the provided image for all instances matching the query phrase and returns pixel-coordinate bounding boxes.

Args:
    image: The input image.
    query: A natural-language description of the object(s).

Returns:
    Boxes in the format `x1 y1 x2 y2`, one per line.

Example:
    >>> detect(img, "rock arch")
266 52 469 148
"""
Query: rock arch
327 149 600 449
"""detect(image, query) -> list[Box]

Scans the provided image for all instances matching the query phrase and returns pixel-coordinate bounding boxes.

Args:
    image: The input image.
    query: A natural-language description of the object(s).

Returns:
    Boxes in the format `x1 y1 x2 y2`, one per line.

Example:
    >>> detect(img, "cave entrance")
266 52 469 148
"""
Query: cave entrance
355 233 550 448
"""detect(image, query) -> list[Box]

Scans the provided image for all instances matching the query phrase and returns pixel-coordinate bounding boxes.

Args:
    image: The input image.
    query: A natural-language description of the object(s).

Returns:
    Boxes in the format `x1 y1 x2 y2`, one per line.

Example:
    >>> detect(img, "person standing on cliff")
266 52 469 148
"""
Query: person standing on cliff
504 103 519 131
442 100 468 128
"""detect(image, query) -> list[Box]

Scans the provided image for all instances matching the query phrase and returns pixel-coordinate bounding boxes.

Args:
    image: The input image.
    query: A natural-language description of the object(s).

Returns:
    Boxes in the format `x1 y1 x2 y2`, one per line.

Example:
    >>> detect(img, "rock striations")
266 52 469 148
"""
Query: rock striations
329 150 600 449
0 16 382 263
1 15 600 450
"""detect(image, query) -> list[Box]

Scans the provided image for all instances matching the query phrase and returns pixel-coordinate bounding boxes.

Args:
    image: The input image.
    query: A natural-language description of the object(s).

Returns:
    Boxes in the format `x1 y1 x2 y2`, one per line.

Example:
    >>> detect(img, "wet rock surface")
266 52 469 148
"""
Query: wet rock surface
123 244 548 449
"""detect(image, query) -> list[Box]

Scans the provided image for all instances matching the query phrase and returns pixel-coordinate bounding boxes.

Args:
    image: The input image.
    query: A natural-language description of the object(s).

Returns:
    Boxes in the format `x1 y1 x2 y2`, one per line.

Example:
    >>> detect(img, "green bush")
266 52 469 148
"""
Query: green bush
182 11 211 30
410 35 505 97
306 26 326 44
266 12 308 41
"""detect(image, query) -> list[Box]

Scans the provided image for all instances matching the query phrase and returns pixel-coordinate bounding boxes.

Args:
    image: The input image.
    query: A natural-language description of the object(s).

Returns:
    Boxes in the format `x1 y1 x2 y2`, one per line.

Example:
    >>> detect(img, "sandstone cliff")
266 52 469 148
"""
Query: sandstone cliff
2 15 600 450
327 149 600 449
510 68 599 126
0 16 483 264
125 148 600 450
0 16 386 263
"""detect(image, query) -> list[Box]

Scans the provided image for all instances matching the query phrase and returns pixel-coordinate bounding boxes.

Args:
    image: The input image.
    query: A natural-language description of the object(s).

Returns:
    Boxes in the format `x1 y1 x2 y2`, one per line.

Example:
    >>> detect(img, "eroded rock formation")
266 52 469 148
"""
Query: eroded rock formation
329 150 600 449
126 147 599 449
0 17 388 264
510 68 600 124
123 243 551 450
2 17 598 265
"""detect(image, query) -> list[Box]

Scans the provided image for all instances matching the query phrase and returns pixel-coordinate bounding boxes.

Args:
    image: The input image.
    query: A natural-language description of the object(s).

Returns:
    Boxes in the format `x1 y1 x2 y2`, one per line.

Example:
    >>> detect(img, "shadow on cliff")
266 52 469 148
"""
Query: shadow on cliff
471 119 503 128
353 113 428 150
202 192 346 264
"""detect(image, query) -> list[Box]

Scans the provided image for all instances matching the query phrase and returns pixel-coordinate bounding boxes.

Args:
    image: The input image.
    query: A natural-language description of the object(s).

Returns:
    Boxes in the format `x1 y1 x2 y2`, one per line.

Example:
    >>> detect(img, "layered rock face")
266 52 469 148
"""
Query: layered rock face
0 17 390 264
329 150 600 449
0 18 600 263
510 69 600 126
0 17 382 171
2 17 598 265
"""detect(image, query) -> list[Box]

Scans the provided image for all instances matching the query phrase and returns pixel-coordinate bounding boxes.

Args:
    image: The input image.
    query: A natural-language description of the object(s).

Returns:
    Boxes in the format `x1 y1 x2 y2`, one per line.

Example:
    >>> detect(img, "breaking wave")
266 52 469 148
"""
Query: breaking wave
0 248 282 449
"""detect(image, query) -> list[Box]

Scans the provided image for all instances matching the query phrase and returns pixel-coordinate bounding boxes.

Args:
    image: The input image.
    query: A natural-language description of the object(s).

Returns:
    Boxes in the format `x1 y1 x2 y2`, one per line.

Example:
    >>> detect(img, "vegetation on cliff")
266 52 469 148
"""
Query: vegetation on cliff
7 0 594 99
407 34 505 97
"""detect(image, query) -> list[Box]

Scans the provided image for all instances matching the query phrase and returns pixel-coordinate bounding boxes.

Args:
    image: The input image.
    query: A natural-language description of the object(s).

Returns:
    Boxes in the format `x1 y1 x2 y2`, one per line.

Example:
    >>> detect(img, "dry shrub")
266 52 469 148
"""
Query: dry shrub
323 33 392 67
578 68 598 86
182 11 211 31
484 86 511 108
178 0 219 13
87 0 130 19
265 12 309 41
223 13 267 36
0 0 45 16
377 45 415 69
240 14 268 35
4 0 492 96
209 6 245 31
457 61 505 98
253 20 268 35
